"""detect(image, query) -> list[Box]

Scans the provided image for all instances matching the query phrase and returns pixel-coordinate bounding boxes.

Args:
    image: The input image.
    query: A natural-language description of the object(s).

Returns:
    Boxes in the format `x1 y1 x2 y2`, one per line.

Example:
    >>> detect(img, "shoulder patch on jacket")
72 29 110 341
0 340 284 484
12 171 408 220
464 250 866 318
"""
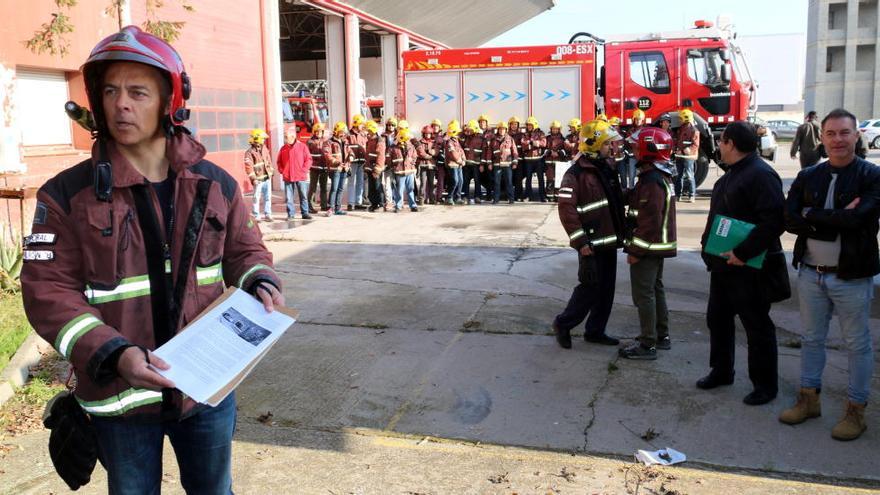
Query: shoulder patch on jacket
40 159 93 215
189 160 238 201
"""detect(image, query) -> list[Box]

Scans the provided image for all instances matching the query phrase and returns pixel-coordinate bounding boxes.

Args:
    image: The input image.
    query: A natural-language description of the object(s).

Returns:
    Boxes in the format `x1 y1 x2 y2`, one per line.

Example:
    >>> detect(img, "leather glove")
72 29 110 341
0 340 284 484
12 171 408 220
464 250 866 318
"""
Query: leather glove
43 390 98 490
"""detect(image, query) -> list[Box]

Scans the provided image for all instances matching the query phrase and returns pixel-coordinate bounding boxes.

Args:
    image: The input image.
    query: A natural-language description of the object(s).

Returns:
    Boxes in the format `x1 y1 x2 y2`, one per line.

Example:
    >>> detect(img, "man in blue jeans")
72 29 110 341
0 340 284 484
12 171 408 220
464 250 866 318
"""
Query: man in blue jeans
277 126 312 220
780 108 880 441
673 108 699 203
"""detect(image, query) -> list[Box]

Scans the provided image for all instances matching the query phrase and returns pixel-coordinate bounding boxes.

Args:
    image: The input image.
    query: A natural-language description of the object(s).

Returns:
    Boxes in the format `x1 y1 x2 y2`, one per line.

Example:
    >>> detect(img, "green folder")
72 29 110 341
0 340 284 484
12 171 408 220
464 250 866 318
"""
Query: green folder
704 215 766 269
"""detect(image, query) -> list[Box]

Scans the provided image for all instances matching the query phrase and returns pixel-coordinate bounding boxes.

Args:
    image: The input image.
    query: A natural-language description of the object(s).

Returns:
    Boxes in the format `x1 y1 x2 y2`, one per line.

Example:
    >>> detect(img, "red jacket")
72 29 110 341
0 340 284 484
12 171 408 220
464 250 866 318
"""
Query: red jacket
322 136 349 172
488 134 519 167
21 133 280 421
558 156 626 251
387 141 417 175
545 132 568 162
307 136 327 170
463 133 487 166
346 129 367 164
364 134 386 176
564 132 580 157
445 136 465 168
276 140 312 182
521 129 546 160
416 137 437 168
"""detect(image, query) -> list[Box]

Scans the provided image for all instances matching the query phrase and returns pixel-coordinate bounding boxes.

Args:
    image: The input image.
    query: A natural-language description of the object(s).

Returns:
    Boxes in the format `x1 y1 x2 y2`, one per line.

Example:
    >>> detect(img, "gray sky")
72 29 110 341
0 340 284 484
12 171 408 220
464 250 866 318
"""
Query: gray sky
483 0 808 46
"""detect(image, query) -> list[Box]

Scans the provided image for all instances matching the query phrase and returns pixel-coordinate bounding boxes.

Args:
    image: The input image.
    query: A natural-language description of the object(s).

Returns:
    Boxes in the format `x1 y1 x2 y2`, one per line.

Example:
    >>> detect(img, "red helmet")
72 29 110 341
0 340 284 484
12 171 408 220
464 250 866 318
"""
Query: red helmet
421 125 433 136
82 25 191 133
635 127 673 163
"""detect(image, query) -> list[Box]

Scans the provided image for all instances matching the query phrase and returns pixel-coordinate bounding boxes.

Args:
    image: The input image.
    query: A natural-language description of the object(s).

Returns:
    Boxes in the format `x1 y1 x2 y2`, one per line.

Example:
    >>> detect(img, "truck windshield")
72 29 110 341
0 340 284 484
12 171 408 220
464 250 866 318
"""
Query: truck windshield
687 49 726 87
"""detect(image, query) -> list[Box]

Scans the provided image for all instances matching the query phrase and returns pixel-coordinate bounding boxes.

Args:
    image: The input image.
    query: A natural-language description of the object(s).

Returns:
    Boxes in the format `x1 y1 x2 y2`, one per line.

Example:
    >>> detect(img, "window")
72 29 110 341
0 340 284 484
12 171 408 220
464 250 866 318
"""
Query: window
687 49 726 87
856 44 876 72
873 121 880 127
826 46 845 72
15 69 72 146
859 0 878 28
829 3 847 30
628 52 670 94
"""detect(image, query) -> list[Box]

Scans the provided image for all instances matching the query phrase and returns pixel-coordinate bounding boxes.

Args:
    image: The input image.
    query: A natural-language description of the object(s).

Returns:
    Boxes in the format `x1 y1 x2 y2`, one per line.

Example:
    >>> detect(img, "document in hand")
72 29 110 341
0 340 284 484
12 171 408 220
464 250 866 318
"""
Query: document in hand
704 214 766 269
151 288 298 406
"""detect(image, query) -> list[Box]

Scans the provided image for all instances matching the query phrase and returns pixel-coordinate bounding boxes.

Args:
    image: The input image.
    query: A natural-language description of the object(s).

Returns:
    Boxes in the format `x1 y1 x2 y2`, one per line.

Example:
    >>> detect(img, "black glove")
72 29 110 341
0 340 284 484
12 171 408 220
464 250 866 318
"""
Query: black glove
43 390 98 490
577 253 599 287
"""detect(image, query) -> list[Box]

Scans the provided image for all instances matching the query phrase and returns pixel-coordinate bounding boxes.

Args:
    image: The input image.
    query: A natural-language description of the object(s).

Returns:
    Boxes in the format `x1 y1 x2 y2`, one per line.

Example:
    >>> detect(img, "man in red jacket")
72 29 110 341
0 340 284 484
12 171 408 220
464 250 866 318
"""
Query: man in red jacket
277 126 313 220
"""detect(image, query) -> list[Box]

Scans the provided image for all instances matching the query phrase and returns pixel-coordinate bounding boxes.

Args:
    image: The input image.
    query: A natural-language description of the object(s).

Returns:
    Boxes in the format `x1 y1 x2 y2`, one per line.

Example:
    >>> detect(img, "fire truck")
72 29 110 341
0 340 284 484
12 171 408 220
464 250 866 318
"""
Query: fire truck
281 79 330 142
402 19 757 186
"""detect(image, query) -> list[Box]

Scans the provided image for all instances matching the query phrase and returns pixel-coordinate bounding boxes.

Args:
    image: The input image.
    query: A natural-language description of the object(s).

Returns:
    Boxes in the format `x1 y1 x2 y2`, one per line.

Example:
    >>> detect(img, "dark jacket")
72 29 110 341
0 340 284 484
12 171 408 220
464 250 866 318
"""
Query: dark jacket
625 164 677 258
700 152 785 272
558 156 626 251
790 121 822 167
784 157 880 279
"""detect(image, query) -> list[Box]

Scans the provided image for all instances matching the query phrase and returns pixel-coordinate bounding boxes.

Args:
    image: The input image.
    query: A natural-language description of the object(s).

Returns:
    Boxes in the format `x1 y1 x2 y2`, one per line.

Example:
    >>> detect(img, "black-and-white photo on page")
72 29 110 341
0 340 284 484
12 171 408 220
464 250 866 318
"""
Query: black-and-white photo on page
219 308 271 347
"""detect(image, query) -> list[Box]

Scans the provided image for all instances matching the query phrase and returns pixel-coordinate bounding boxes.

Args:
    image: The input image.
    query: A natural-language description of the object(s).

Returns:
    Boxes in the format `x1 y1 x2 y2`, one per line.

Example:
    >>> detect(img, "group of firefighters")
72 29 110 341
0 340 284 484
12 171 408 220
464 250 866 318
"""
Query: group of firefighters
244 107 704 219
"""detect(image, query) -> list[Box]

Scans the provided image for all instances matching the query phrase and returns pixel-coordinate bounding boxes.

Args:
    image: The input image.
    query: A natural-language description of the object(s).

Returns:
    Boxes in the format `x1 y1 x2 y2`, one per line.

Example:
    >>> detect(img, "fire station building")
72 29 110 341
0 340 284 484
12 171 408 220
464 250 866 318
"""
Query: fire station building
0 0 551 230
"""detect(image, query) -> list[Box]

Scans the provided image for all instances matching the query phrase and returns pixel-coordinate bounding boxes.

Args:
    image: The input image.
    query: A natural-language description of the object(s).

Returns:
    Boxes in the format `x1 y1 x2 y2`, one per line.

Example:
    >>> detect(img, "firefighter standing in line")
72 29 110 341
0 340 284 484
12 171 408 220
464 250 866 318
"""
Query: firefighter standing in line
565 118 581 158
509 116 526 201
244 128 274 221
382 117 399 207
416 125 438 205
521 116 547 202
346 114 368 211
620 108 646 190
619 127 677 360
445 119 466 204
489 119 519 204
553 119 626 349
324 121 351 215
364 120 386 212
431 118 447 204
462 120 485 204
478 113 494 200
388 127 419 212
674 108 700 202
545 120 568 202
307 122 330 212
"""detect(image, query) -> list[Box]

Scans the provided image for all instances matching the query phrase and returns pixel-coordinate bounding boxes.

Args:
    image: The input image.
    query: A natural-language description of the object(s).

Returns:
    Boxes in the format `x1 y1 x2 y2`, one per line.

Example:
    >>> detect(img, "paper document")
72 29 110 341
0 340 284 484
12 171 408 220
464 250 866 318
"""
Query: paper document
152 288 298 406
635 447 686 466
703 214 766 269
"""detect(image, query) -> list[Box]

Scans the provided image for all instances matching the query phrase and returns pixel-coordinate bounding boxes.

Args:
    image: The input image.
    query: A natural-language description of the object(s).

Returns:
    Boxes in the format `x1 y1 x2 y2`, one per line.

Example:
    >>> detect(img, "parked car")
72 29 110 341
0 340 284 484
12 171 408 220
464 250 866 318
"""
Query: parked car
859 119 880 149
767 119 800 140
748 115 778 162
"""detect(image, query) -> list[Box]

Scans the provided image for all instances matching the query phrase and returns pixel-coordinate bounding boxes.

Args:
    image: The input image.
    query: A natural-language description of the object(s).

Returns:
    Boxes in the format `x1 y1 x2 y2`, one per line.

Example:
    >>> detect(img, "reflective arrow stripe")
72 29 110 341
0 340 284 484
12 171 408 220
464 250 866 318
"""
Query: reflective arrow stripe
55 314 102 360
576 199 609 213
77 388 163 417
196 262 223 285
84 275 151 305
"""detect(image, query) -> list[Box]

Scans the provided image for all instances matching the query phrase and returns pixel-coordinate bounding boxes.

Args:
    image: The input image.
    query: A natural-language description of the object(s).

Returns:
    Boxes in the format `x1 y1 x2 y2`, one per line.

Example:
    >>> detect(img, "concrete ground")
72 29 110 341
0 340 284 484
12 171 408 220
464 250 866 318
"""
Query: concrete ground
2 144 879 494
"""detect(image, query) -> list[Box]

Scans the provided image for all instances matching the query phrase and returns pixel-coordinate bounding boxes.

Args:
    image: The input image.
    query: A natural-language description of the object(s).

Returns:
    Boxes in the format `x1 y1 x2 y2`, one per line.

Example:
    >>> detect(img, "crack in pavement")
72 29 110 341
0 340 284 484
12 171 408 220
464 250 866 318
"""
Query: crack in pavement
506 207 556 274
581 354 621 453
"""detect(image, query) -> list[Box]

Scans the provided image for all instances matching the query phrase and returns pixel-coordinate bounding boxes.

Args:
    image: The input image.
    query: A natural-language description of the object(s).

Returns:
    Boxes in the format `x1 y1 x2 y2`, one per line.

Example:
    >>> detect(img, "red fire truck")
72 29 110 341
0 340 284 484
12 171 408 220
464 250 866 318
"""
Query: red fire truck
402 20 757 186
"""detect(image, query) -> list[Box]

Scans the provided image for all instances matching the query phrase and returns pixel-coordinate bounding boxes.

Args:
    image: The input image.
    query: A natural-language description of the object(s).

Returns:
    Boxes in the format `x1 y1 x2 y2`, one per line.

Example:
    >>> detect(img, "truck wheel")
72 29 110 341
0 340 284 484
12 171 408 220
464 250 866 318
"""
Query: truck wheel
694 153 710 188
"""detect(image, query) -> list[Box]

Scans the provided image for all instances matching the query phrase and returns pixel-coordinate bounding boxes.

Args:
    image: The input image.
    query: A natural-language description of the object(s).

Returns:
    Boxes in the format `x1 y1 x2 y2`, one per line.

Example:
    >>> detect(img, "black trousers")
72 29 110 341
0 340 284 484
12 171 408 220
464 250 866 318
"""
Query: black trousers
707 270 778 393
524 158 546 201
308 169 329 210
367 173 385 209
513 160 525 200
554 249 617 337
462 165 479 200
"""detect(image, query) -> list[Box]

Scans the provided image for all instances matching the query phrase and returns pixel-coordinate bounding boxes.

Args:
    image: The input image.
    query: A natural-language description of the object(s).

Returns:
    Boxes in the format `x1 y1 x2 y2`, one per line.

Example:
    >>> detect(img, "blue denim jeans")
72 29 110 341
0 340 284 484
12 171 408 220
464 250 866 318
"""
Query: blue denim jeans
395 173 416 209
329 170 347 212
91 393 236 495
348 161 365 206
284 180 309 218
493 166 513 202
675 157 695 198
251 180 271 217
797 266 874 404
448 167 463 201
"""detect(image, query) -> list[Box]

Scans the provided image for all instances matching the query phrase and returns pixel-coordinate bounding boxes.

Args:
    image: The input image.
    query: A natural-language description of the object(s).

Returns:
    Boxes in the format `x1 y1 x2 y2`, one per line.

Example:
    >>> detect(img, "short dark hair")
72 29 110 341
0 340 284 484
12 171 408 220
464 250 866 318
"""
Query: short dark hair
722 121 758 153
807 111 818 120
821 108 858 130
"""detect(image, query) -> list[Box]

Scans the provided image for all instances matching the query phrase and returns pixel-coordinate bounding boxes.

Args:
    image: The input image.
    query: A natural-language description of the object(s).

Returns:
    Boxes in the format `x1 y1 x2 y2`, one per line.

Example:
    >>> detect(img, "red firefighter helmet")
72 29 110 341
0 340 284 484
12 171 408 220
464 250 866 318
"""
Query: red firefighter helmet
82 25 191 133
635 127 673 163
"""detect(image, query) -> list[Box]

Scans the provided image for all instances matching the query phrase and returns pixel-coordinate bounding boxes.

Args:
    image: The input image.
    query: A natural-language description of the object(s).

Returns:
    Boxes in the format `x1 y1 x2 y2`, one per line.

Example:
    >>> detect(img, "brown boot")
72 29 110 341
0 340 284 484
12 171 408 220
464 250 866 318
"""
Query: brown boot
831 401 867 441
779 388 821 425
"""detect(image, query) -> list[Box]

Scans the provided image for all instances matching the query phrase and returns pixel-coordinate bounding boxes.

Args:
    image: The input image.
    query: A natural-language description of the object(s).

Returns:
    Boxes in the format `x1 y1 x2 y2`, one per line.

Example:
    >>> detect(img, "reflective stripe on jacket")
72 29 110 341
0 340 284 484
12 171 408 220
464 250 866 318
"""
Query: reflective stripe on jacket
624 164 677 258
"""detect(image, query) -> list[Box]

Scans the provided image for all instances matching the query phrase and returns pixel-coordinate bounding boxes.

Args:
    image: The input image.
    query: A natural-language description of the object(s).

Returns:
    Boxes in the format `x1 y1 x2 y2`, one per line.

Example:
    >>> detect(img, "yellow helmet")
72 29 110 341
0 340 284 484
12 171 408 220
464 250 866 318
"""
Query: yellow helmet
579 119 622 158
526 116 539 128
568 118 582 131
249 128 269 144
333 121 348 135
397 119 410 129
466 119 480 133
447 119 462 136
596 113 608 122
385 117 398 127
311 122 326 134
365 120 379 134
396 127 412 143
678 108 694 124
496 119 509 129
351 114 366 127
549 120 562 130
431 118 442 126
478 113 490 123
632 108 646 121
509 116 521 125
608 116 621 126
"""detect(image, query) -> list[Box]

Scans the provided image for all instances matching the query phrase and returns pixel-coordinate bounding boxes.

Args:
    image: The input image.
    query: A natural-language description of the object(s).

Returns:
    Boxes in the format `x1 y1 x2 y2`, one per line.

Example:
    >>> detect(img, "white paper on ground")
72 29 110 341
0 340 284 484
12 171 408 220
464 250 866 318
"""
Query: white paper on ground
151 288 296 406
635 447 686 466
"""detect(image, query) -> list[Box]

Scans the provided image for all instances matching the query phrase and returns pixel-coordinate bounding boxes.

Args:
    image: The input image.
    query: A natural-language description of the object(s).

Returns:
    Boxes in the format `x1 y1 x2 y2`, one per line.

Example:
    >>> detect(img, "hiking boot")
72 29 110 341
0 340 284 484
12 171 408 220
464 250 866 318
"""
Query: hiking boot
831 401 867 441
656 336 671 350
618 342 657 360
553 323 571 349
584 334 619 346
779 388 821 425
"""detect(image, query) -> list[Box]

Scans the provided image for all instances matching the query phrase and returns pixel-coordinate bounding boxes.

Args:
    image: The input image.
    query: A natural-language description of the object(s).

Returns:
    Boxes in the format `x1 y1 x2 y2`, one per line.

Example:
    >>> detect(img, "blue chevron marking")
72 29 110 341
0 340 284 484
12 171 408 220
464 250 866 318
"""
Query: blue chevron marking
415 94 424 103
515 91 526 101
444 93 454 102
469 92 479 102
543 90 554 100
499 91 510 101
484 92 495 101
559 89 571 100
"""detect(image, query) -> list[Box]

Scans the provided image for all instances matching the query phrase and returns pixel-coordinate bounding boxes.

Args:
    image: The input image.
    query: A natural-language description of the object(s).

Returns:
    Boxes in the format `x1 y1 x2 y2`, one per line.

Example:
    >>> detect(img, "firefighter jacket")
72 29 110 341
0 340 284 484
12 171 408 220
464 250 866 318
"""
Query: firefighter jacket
445 137 465 168
463 133 487 167
434 133 447 167
521 129 547 160
276 140 312 183
416 138 437 169
674 123 700 159
244 144 273 183
388 141 417 175
364 135 386 176
509 129 525 160
546 132 569 162
322 136 349 172
346 129 367 164
557 156 626 251
624 163 677 258
20 133 281 422
307 136 328 170
564 132 580 157
488 134 519 167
